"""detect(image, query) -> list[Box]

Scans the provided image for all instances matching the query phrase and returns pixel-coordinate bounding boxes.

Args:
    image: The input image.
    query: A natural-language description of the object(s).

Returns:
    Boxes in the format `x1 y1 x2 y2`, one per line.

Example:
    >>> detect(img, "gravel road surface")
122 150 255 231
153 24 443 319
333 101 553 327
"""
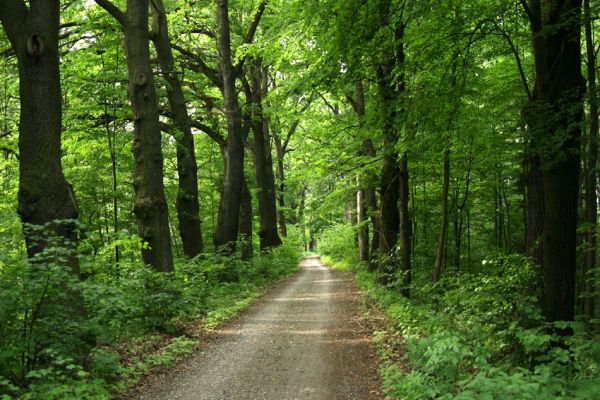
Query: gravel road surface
131 255 383 400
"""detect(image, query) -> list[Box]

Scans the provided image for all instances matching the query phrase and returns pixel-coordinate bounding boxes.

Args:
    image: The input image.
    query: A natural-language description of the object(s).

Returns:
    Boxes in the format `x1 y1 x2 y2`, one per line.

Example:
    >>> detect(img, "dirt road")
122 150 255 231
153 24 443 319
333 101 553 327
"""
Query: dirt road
131 255 383 400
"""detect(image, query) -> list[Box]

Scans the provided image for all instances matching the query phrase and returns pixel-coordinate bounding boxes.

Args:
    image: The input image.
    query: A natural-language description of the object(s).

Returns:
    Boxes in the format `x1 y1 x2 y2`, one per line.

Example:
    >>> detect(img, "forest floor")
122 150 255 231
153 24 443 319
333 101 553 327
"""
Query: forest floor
128 255 384 400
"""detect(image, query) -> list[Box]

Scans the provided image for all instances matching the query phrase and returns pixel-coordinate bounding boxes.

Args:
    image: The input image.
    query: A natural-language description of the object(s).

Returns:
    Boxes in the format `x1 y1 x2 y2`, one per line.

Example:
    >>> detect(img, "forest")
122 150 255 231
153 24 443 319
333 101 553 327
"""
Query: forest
1 0 600 398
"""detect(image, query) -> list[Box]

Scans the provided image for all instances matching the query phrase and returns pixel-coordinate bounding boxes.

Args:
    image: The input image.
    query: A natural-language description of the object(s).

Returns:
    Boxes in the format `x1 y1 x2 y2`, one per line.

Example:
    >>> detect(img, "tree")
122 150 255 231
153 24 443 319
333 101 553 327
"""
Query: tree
95 0 174 272
377 21 405 286
0 0 80 271
521 0 584 322
246 63 282 250
150 0 203 258
583 0 598 320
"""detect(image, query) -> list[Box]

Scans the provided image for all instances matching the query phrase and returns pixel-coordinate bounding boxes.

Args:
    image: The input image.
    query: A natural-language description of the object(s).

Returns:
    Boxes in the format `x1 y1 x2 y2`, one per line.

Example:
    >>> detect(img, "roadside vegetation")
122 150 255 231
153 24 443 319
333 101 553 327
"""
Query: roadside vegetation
320 225 600 399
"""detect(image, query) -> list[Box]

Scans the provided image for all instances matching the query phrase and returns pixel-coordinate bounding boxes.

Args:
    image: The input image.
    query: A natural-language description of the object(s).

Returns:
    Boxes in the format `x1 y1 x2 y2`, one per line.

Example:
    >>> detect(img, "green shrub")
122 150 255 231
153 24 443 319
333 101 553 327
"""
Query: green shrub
318 223 359 265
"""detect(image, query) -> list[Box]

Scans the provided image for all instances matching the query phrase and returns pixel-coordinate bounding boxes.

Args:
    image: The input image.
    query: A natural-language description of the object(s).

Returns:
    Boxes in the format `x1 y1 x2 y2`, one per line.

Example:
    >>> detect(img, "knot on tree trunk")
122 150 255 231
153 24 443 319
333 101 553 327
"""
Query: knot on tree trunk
26 33 44 56
135 72 147 86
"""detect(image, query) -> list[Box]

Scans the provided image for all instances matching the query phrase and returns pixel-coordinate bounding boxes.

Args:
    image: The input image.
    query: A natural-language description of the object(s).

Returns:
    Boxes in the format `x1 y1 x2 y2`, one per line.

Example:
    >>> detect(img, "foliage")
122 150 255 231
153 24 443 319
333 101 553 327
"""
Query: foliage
0 236 301 398
322 243 600 399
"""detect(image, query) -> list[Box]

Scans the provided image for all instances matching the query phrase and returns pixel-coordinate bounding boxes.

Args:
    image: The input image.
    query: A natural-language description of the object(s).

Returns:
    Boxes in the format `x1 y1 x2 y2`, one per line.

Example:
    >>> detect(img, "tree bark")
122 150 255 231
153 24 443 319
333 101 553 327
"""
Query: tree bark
364 140 380 272
350 80 379 265
118 0 174 272
239 173 253 261
523 0 584 322
213 0 245 253
0 1 80 271
434 147 450 283
583 0 597 320
357 187 369 262
249 63 282 250
150 0 203 258
376 23 405 285
399 154 412 297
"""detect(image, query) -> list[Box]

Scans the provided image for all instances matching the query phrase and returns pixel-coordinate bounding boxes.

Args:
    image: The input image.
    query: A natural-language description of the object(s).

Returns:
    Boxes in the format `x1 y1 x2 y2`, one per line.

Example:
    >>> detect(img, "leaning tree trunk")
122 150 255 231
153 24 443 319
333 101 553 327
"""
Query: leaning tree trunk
150 0 203 258
583 0 597 320
524 0 584 322
249 64 282 250
213 0 245 253
0 1 80 271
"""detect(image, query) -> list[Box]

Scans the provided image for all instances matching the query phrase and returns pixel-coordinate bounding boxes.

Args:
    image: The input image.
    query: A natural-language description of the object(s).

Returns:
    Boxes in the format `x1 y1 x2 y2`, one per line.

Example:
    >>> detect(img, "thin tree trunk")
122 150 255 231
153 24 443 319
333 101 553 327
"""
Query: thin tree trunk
150 0 203 258
584 0 597 320
99 49 121 276
357 187 369 262
299 185 307 250
399 154 412 297
350 80 379 264
434 147 450 283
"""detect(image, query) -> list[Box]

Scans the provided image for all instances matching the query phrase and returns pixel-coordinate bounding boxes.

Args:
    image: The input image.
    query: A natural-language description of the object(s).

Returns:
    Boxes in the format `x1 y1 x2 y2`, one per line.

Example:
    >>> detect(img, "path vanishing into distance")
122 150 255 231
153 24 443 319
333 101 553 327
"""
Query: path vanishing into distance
131 256 384 400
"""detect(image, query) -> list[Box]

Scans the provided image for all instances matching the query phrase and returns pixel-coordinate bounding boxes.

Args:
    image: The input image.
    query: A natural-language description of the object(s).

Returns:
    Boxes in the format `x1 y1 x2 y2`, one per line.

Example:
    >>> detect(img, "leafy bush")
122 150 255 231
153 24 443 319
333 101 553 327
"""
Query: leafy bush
322 234 600 399
0 231 302 399
318 223 359 266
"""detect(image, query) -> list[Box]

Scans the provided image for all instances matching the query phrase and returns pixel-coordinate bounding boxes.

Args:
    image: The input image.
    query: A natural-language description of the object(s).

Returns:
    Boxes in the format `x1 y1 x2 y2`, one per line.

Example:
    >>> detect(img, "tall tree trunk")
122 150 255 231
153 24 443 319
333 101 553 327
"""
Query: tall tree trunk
213 0 244 253
523 0 584 322
150 0 203 258
357 187 369 262
377 125 400 284
376 23 405 285
434 146 450 283
95 0 175 272
249 63 282 250
275 152 287 237
350 80 379 264
239 174 253 261
299 185 307 250
364 140 380 272
399 154 412 297
0 1 80 271
583 0 597 320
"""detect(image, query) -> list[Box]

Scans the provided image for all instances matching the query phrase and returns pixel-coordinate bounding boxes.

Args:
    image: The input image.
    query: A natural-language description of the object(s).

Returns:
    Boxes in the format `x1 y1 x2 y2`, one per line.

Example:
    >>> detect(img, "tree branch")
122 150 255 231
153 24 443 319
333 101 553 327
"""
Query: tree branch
94 0 126 27
190 119 226 147
173 44 222 87
234 0 267 75
0 0 28 47
519 0 534 23
492 20 532 100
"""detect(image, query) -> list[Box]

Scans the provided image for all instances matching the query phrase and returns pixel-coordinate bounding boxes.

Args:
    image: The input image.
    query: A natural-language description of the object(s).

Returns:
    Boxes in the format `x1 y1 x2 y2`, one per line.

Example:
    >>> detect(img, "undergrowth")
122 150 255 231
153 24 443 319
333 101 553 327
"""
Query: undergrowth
0 228 302 399
319 223 600 400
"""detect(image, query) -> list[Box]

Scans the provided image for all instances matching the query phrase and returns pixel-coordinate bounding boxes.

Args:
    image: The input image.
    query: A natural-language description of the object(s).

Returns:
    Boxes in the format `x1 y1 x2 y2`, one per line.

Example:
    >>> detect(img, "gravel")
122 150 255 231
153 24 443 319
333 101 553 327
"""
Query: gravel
131 255 383 400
